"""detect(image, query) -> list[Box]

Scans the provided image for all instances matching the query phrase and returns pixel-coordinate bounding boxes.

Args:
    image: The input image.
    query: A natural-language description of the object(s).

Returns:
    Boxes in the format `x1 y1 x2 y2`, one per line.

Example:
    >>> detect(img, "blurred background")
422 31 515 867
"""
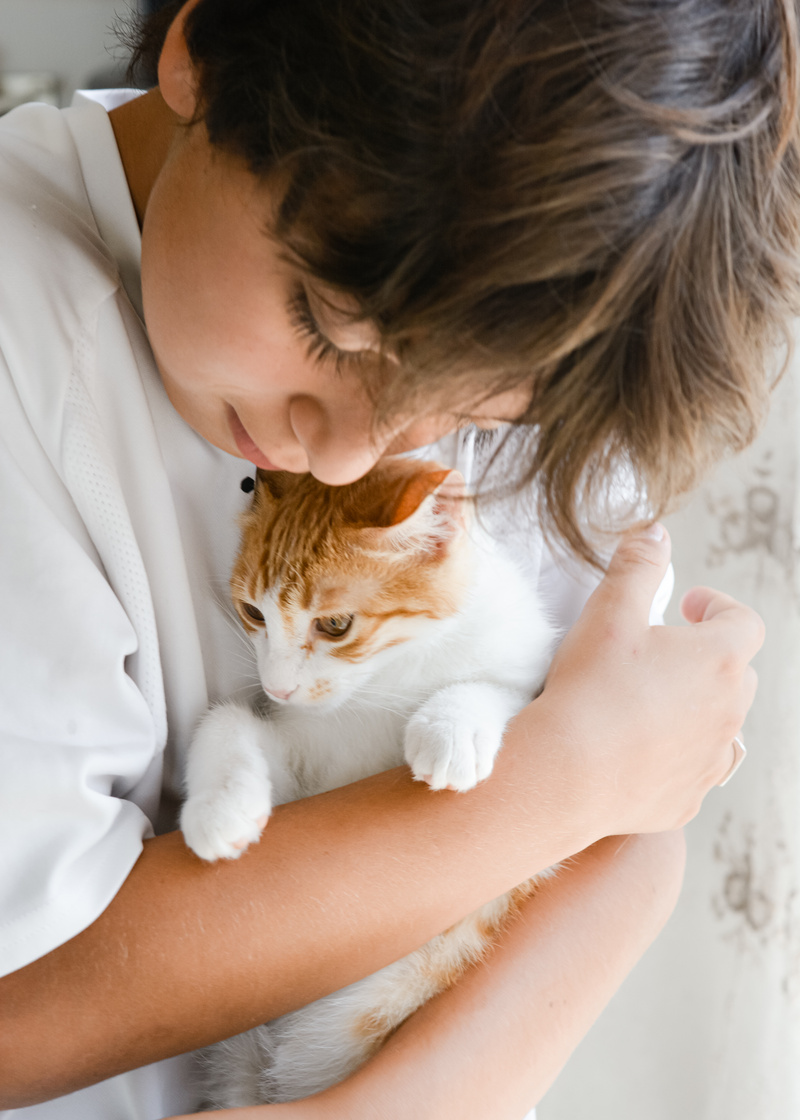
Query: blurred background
0 0 170 112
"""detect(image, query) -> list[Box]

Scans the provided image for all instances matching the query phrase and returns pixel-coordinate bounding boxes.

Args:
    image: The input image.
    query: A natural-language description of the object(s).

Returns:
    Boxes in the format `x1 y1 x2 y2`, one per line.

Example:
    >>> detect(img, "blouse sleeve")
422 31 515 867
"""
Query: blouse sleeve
0 350 162 978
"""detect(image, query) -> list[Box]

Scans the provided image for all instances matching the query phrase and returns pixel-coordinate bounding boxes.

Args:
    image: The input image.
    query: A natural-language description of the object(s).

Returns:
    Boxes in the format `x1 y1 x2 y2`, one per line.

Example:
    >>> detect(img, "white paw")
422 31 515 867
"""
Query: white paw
182 702 275 861
181 764 273 862
403 691 506 792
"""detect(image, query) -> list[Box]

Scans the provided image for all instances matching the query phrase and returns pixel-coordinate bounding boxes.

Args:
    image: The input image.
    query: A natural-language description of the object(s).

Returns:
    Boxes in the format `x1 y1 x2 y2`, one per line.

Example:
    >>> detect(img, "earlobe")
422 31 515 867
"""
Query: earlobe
157 0 202 121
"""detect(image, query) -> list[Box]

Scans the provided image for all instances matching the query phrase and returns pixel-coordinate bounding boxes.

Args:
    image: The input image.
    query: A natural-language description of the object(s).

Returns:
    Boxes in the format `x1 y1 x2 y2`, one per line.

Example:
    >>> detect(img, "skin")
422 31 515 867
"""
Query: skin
0 1 765 1112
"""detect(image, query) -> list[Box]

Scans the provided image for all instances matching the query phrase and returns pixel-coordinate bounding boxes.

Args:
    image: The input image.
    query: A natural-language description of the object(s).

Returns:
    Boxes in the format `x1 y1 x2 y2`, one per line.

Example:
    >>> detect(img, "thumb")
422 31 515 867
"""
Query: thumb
591 523 672 627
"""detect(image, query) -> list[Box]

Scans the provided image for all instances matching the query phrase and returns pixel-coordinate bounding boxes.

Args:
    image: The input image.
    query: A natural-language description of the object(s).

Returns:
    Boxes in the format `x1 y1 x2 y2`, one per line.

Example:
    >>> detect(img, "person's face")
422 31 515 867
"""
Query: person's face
141 124 529 486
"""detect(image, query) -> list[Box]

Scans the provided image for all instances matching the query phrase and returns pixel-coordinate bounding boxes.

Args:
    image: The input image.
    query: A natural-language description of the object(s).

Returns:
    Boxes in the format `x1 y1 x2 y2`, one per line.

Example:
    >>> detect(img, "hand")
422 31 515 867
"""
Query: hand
535 524 763 837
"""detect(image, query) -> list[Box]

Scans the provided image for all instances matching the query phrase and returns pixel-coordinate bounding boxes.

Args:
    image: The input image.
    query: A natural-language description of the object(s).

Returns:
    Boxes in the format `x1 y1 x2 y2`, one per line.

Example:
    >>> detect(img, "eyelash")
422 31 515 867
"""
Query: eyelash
287 286 348 377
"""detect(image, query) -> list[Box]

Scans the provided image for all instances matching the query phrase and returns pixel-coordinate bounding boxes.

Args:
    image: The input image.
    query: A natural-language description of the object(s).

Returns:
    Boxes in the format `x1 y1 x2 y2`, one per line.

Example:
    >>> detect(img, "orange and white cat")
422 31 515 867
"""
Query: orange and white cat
181 457 556 1107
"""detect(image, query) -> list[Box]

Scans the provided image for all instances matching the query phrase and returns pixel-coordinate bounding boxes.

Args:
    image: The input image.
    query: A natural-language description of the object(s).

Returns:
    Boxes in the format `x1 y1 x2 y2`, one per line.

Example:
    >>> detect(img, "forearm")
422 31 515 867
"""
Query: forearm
322 831 686 1120
0 700 596 1108
169 831 686 1120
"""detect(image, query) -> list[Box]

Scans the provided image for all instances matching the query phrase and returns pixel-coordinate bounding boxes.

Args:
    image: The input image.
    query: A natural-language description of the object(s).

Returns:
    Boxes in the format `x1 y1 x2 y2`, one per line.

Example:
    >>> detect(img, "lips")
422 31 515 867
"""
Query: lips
227 406 282 470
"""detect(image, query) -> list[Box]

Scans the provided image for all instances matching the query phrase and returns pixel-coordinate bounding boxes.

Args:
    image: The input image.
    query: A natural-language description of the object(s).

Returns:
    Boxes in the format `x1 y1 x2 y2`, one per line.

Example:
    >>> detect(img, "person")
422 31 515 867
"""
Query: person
0 0 791 1116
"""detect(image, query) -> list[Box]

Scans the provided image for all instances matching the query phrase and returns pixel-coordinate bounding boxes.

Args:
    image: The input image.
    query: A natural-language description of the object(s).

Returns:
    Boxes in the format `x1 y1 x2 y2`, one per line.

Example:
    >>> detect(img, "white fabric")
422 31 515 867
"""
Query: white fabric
0 92 668 1118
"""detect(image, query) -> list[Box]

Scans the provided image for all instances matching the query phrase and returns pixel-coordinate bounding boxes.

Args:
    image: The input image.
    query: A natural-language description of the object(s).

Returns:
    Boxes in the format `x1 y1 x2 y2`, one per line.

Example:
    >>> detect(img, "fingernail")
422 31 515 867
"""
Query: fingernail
642 522 665 542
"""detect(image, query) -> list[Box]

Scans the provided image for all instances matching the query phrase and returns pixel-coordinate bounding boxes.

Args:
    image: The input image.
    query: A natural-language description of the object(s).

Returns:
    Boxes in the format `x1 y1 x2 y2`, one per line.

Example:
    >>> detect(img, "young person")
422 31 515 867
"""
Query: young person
0 0 790 1116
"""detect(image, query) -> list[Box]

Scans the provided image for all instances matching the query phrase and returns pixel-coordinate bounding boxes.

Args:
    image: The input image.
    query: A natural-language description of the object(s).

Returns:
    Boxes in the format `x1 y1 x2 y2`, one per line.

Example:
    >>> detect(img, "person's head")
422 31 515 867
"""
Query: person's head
131 0 800 563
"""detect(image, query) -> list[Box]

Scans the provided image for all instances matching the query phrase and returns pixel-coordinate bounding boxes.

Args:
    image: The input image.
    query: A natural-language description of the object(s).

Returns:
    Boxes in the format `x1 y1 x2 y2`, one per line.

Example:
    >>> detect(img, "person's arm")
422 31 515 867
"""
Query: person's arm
169 831 687 1120
0 529 761 1107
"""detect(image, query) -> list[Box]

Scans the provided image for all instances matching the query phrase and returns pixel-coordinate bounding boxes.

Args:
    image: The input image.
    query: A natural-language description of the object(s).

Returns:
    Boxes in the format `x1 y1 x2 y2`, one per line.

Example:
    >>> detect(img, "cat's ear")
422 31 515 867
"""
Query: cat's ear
255 469 296 503
383 467 467 556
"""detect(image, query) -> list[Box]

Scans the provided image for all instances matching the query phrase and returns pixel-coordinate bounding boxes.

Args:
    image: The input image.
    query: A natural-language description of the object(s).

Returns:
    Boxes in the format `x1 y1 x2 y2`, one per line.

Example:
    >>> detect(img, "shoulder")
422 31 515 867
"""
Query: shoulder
0 101 126 447
0 101 120 357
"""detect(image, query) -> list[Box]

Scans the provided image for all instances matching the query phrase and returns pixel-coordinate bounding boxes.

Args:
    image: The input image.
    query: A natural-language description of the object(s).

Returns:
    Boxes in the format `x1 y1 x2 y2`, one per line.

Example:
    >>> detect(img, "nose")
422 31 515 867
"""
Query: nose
264 686 297 702
288 396 388 486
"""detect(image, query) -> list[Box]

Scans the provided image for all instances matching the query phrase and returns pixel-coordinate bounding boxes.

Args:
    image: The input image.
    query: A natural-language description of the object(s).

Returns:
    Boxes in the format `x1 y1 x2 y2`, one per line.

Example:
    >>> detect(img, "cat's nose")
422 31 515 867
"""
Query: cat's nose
264 686 297 702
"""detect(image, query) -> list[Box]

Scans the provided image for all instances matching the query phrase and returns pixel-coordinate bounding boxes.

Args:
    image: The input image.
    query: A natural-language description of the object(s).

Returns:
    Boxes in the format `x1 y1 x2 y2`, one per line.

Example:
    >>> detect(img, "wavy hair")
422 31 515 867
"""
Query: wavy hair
130 0 800 563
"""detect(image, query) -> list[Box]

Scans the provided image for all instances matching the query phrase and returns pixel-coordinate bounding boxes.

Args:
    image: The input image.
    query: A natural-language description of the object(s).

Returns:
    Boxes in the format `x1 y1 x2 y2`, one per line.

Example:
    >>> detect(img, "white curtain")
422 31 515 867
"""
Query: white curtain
538 362 800 1120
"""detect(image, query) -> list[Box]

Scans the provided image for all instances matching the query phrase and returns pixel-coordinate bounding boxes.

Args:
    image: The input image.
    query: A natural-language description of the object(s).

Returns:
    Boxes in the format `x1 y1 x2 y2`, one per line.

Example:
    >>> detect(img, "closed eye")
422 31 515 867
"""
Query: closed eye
287 285 350 376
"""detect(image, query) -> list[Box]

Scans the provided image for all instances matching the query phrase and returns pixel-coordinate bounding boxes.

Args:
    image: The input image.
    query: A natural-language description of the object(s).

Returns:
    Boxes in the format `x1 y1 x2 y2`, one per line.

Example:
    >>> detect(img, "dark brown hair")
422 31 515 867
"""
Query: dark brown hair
131 0 800 563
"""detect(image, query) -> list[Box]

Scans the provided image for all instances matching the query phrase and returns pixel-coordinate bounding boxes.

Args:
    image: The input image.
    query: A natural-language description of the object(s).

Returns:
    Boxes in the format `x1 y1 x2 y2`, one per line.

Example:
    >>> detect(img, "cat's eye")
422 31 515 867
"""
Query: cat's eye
314 615 353 639
242 602 266 624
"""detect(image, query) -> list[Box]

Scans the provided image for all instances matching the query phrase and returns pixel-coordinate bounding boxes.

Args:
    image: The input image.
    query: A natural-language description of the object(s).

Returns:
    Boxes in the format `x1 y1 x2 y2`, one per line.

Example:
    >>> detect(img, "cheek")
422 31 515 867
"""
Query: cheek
297 646 362 705
305 676 336 703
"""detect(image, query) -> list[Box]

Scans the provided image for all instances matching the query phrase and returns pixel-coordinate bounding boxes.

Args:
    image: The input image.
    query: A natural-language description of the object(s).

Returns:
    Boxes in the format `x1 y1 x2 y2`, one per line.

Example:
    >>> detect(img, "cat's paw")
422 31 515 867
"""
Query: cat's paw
403 688 507 792
181 766 273 862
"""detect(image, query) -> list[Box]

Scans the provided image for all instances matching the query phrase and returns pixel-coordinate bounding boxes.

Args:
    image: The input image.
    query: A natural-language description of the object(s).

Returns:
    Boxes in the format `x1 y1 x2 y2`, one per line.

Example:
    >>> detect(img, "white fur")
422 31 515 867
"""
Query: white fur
181 527 556 1106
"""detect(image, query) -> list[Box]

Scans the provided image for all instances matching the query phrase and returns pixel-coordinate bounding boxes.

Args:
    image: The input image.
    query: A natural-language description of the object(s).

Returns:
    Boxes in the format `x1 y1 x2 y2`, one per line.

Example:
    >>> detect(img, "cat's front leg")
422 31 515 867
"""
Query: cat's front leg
181 702 287 862
404 682 526 792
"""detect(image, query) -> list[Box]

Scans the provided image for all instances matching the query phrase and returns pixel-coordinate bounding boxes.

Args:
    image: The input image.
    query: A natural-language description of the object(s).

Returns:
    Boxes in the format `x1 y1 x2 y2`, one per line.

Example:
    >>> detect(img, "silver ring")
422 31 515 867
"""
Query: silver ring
718 735 747 787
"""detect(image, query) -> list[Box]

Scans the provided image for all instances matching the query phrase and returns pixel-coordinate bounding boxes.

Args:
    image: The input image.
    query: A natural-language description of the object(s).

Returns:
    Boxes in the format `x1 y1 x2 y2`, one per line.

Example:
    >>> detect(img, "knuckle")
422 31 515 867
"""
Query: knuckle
615 540 663 569
717 650 741 678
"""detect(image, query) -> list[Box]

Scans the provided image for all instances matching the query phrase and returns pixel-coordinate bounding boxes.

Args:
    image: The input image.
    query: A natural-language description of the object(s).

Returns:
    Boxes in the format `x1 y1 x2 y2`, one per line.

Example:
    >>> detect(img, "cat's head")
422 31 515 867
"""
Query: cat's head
231 459 472 709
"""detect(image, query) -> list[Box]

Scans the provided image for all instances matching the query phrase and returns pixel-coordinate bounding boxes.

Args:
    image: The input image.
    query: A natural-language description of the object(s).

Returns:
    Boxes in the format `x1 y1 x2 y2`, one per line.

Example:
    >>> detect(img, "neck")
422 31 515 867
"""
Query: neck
109 89 180 228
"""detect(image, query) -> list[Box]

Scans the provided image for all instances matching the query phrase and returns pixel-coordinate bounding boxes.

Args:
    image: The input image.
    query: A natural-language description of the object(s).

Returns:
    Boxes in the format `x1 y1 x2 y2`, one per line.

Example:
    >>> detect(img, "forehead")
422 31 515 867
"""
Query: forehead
273 555 383 615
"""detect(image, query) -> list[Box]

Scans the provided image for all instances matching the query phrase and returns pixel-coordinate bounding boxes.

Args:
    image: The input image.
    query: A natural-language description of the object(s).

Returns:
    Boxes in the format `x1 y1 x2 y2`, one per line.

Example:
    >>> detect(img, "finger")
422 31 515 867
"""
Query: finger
589 523 672 628
680 588 766 657
680 585 740 623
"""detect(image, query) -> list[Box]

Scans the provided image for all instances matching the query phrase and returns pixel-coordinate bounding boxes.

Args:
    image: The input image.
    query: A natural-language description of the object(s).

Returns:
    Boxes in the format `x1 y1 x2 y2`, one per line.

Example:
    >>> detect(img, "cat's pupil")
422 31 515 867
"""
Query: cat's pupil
315 615 353 638
242 602 265 623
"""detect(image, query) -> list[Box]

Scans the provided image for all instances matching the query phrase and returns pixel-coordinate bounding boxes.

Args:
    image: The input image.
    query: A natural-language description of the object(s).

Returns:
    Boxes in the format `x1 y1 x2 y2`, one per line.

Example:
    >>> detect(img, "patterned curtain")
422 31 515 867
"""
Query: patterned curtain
538 360 800 1120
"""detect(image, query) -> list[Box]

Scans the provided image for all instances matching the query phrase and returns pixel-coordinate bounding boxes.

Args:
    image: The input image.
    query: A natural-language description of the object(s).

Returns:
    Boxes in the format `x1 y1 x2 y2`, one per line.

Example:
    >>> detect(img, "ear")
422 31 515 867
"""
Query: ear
158 0 203 121
384 467 467 557
254 469 298 503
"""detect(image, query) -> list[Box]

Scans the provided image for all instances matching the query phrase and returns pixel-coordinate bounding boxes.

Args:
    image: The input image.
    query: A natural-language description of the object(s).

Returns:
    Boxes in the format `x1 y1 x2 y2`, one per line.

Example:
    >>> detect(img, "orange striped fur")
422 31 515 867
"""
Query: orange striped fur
231 459 471 668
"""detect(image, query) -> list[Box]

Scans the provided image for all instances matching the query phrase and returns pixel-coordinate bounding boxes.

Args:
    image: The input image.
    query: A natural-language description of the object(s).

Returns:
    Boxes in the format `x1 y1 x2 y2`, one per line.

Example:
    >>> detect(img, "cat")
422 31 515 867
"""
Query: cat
181 456 557 1107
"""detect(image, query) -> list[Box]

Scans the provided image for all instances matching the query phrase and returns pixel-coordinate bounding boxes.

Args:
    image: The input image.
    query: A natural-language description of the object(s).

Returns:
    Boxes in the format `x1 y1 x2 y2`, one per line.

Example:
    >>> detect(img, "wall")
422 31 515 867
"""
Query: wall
0 0 139 106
